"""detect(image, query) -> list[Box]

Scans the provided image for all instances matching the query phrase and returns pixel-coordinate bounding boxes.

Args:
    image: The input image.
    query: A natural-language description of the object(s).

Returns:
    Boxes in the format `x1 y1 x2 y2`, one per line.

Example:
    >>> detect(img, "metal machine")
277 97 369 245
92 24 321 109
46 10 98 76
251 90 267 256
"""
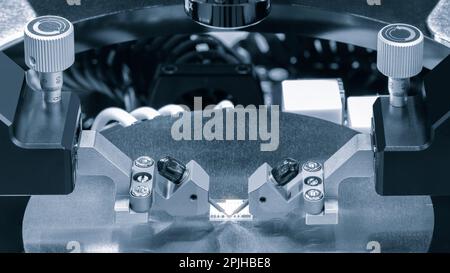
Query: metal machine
0 0 449 253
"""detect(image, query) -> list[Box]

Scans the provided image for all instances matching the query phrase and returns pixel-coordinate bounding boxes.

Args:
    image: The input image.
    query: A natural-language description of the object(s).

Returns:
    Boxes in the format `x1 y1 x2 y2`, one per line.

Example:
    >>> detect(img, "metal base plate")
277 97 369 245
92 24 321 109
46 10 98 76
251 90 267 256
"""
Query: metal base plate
23 113 434 252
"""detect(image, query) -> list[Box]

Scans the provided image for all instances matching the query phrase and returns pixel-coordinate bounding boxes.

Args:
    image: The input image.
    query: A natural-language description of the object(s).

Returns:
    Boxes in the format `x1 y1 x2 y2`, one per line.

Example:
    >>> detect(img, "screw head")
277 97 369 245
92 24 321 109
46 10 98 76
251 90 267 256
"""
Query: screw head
131 185 150 197
305 189 324 201
302 161 322 172
135 156 154 168
133 172 152 183
304 176 322 186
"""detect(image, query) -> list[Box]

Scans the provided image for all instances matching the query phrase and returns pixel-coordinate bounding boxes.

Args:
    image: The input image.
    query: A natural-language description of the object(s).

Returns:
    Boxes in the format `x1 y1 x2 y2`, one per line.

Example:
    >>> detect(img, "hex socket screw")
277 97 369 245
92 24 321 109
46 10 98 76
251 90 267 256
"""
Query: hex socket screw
304 177 322 186
302 161 322 172
134 156 154 168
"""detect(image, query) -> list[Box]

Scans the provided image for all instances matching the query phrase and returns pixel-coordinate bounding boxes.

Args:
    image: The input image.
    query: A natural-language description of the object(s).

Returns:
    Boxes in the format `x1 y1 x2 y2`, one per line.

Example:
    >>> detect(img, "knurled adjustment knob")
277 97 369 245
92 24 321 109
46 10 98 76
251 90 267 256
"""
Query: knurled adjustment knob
24 15 75 73
377 23 424 79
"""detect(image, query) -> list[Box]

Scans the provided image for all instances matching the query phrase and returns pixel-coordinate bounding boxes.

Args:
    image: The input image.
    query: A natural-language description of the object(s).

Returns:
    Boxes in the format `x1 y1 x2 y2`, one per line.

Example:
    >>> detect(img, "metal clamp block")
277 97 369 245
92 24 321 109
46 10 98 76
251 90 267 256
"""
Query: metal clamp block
248 163 303 220
306 134 374 225
77 131 151 224
151 160 210 217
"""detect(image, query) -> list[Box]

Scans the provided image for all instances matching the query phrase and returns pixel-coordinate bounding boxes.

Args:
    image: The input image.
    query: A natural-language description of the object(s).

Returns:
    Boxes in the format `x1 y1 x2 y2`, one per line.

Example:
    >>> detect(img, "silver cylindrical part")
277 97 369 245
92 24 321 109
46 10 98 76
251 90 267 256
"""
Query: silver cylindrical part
130 184 152 213
39 72 63 103
388 78 410 107
304 189 324 215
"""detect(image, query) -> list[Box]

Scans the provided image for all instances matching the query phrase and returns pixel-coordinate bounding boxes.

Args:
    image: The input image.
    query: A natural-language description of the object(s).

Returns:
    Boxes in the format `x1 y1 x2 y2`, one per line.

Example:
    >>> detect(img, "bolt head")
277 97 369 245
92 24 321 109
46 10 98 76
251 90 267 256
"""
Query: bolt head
131 185 150 197
305 189 324 201
302 161 322 172
304 176 322 186
133 172 152 183
135 156 154 168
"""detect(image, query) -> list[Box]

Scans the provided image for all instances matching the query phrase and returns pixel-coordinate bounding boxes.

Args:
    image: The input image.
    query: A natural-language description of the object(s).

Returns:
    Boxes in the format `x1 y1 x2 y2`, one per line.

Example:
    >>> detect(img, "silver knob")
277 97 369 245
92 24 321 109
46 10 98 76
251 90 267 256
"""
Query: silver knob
377 23 424 107
24 16 75 103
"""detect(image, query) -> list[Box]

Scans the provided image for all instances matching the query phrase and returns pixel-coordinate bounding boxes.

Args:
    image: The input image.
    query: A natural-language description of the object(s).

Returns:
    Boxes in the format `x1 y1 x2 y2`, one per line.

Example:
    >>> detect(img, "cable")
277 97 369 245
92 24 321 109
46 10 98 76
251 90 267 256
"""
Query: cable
214 100 234 109
91 108 137 131
91 100 234 131
130 107 161 120
158 104 186 116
